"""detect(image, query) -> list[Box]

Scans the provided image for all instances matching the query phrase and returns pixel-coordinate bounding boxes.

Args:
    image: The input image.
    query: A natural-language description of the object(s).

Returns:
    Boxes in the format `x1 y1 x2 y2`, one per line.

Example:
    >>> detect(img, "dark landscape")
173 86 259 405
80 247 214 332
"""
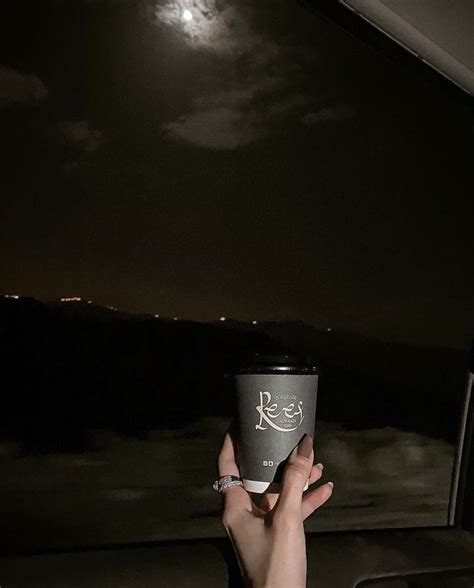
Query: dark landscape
1 294 470 451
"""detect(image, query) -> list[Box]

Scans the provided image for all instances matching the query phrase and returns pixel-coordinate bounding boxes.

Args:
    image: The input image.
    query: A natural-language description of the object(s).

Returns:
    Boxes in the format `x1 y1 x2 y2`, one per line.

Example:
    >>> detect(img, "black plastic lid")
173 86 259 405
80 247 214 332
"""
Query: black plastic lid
231 351 318 375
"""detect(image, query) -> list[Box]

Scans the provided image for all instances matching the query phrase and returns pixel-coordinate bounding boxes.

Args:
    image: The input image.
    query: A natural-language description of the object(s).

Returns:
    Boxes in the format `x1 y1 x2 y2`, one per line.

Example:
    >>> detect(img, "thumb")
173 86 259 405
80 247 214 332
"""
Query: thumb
277 434 314 514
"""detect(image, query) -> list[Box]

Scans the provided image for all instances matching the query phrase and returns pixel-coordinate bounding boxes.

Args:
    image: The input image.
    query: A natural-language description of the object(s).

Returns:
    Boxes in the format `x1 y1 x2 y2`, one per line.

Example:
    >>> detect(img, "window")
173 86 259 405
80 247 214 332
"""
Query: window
1 0 472 552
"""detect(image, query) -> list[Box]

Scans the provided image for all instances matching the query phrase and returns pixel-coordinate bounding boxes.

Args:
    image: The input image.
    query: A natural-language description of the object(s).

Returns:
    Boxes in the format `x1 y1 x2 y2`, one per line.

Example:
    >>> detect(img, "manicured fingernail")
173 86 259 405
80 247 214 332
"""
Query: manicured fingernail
297 434 313 458
327 481 334 489
316 462 324 470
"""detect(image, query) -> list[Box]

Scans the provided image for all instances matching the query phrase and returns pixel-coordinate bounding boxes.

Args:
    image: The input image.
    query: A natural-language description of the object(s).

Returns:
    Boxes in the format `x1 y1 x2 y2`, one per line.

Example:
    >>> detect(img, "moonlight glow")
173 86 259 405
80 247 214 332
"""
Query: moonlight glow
154 1 245 53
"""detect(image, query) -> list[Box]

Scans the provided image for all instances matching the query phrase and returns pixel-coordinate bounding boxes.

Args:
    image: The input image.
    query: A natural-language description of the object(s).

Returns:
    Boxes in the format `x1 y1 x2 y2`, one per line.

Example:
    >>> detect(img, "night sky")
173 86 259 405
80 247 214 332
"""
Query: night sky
1 0 473 349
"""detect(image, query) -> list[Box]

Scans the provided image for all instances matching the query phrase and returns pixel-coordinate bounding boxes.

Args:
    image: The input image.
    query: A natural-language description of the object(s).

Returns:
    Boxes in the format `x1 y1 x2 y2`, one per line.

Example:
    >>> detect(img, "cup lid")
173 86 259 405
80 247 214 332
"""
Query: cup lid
229 350 318 375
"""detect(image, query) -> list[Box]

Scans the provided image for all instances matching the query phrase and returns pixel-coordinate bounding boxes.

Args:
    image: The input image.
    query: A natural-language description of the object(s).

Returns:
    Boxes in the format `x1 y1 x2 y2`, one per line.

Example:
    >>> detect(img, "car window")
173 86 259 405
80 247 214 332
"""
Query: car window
1 0 473 553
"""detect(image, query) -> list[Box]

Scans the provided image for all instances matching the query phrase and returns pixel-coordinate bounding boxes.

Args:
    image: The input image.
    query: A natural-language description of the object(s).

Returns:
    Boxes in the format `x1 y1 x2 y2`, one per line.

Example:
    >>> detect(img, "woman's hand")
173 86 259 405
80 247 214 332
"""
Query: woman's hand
217 422 333 588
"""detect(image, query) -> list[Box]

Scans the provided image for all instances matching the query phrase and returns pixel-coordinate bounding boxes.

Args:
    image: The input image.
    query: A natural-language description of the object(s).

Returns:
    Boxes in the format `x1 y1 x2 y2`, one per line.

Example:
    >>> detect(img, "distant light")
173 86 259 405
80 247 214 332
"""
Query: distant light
107 306 118 311
61 297 82 302
5 294 19 299
252 320 258 325
183 9 193 21
154 314 160 318
219 316 226 321
173 316 178 320
327 327 332 332
87 300 93 304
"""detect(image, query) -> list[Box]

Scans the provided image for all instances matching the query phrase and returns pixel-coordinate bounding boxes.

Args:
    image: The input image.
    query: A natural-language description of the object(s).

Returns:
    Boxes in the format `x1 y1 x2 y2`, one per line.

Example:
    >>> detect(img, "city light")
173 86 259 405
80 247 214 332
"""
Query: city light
106 306 118 311
60 297 82 302
4 294 19 299
252 320 258 325
327 327 332 332
154 314 160 318
219 316 226 321
173 316 178 320
182 9 193 21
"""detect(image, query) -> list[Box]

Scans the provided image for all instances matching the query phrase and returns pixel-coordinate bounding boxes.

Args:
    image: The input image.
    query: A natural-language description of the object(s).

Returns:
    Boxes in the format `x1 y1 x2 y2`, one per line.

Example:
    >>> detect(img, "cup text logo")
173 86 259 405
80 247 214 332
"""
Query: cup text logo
255 391 304 432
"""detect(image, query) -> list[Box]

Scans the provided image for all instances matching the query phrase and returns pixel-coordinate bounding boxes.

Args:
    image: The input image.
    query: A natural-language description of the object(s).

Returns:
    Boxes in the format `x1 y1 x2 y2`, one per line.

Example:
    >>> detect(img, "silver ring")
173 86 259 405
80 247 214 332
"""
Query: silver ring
213 475 243 493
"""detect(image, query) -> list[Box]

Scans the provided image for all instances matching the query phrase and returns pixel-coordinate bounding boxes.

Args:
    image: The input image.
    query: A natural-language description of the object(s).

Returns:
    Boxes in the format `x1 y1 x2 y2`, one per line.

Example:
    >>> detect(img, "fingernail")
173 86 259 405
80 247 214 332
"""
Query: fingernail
316 462 324 470
327 481 334 489
297 434 313 458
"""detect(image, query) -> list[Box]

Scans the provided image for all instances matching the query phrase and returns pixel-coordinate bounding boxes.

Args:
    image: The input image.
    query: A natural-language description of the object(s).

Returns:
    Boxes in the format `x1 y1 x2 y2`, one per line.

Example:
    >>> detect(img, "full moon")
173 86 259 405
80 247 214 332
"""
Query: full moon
183 9 193 21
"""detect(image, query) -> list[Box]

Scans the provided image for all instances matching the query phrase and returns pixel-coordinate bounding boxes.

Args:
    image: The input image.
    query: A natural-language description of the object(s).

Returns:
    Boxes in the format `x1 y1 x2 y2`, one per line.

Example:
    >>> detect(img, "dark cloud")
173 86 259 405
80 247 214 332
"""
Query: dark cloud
162 76 281 149
53 120 104 172
56 120 103 153
163 104 259 149
0 65 48 108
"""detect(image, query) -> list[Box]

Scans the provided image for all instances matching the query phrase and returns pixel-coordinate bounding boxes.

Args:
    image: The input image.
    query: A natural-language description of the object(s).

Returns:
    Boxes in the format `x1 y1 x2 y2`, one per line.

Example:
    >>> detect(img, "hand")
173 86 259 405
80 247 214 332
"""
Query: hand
217 421 334 588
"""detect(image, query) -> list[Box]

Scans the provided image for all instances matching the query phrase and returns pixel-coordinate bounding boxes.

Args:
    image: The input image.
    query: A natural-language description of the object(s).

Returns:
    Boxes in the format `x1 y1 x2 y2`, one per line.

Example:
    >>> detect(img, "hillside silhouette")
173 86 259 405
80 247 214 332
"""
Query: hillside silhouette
0 296 469 453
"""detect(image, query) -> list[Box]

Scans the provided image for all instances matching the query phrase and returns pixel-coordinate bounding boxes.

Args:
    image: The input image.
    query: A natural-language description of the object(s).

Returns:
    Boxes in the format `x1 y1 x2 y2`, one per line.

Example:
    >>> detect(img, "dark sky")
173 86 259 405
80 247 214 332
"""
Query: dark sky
1 0 473 349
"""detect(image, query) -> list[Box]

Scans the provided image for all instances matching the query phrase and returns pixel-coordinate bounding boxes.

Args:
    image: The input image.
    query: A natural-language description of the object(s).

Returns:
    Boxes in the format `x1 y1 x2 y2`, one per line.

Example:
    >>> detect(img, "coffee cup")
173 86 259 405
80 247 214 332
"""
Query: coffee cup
231 351 318 494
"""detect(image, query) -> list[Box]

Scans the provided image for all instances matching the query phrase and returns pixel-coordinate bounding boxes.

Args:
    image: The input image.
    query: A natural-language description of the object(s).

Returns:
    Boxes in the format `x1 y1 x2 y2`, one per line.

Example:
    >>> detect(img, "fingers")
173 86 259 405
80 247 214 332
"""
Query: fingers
302 482 334 520
307 463 324 487
260 464 323 513
217 430 240 478
259 491 279 513
217 427 252 514
276 434 314 515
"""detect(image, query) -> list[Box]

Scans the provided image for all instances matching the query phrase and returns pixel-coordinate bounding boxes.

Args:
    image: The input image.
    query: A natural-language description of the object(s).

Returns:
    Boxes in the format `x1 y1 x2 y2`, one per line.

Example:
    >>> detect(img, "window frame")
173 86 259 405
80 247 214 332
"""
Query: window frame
450 343 474 531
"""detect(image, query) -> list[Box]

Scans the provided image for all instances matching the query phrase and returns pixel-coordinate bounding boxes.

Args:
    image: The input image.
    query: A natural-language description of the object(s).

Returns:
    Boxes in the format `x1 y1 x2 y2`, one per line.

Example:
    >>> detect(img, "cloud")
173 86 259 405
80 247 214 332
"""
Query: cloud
0 66 48 108
163 106 259 149
162 80 320 150
302 104 355 126
162 75 288 149
57 120 103 153
53 120 104 172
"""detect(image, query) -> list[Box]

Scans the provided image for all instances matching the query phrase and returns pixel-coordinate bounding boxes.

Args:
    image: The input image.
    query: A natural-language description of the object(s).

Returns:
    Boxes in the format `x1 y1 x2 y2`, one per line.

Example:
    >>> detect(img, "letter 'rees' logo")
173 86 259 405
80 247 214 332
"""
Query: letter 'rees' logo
255 391 304 432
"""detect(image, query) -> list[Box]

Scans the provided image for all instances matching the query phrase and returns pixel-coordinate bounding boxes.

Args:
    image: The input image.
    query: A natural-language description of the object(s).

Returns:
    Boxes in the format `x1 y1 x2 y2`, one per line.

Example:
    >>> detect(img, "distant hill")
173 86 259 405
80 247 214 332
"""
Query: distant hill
0 295 470 452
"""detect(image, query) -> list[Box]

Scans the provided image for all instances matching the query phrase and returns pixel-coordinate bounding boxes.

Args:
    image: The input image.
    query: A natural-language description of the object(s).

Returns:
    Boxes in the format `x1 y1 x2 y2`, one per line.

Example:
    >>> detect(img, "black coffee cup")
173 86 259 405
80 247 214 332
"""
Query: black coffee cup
230 351 318 494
